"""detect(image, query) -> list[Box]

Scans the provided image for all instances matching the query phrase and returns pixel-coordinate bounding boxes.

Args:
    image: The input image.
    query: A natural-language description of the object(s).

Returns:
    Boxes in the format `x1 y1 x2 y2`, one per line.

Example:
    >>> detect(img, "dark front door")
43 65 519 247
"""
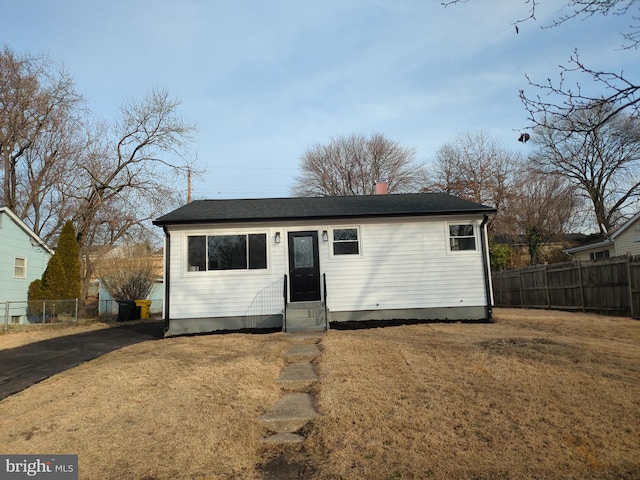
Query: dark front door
288 231 321 302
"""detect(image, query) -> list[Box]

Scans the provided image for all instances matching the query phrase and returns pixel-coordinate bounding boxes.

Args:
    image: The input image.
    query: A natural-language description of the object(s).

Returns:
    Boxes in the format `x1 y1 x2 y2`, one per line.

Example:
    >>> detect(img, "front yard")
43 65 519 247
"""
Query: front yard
0 309 638 479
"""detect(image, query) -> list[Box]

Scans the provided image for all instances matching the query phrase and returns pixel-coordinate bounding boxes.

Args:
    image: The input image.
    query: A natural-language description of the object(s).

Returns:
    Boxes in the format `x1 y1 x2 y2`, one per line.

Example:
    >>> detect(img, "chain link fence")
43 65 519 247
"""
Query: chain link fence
2 299 79 332
2 298 163 332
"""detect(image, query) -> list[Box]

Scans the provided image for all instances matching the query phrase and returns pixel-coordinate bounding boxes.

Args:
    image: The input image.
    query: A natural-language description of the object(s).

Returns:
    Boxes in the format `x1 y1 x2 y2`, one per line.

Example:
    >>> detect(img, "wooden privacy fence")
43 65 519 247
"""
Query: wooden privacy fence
491 255 640 318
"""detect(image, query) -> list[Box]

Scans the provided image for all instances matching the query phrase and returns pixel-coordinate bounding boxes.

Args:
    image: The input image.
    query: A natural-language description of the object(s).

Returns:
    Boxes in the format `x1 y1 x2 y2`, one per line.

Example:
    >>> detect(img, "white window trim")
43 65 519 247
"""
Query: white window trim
329 226 362 257
445 221 479 254
14 256 27 278
183 231 271 275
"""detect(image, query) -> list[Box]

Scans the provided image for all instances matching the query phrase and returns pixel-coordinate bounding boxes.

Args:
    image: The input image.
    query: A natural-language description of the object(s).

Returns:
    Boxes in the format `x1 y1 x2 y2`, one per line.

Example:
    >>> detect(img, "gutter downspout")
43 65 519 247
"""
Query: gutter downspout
480 214 493 321
162 225 171 334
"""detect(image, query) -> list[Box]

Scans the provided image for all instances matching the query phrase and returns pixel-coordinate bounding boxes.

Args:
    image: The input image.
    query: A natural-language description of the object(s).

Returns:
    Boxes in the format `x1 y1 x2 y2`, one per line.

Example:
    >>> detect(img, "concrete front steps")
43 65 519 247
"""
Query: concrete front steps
258 332 323 444
284 301 328 333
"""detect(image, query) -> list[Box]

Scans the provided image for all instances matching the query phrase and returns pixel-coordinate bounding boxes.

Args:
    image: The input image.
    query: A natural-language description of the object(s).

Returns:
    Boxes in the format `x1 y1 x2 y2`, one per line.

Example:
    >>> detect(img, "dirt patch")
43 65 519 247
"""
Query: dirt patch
257 446 318 480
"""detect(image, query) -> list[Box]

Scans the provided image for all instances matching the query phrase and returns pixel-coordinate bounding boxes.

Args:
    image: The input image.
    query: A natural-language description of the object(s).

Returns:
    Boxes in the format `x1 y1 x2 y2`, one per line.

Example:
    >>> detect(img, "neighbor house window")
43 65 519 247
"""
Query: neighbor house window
448 224 476 251
14 257 26 278
188 234 267 271
332 228 360 255
590 250 610 260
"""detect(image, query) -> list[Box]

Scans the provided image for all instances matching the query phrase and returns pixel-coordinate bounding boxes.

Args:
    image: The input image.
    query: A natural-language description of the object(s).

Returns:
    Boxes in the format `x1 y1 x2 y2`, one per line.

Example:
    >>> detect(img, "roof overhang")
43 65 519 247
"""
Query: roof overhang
153 208 494 227
152 193 497 227
0 206 54 255
563 238 614 255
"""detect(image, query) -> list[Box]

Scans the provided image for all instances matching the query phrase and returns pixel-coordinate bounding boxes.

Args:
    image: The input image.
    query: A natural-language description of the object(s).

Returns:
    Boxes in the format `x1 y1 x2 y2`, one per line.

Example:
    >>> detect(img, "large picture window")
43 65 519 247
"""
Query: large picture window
188 234 267 271
448 224 476 251
332 228 360 255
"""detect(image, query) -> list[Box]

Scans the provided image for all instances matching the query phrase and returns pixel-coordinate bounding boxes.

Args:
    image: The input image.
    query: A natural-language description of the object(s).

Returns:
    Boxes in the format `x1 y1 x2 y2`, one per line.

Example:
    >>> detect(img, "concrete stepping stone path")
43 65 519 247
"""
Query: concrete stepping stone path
258 332 323 444
279 362 319 389
282 344 321 363
258 392 318 433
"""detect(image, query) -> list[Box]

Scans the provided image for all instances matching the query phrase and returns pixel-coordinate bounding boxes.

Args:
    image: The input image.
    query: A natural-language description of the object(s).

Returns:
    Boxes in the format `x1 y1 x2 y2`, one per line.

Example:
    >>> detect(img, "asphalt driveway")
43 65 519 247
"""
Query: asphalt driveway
0 321 165 401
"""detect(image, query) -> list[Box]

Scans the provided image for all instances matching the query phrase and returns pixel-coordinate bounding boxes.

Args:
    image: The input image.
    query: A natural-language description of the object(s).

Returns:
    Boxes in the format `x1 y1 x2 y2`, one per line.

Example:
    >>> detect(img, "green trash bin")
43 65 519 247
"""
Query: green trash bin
135 300 152 319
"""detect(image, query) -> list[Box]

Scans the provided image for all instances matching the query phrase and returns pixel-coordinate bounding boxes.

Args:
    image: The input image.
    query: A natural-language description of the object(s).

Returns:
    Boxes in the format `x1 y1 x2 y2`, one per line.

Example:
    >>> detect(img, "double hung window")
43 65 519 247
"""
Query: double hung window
448 224 477 251
14 257 26 278
332 228 360 255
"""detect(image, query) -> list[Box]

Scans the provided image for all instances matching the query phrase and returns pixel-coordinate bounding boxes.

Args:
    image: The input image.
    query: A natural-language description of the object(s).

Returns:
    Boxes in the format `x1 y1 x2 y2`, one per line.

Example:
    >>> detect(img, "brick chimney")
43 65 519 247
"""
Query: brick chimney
375 180 388 195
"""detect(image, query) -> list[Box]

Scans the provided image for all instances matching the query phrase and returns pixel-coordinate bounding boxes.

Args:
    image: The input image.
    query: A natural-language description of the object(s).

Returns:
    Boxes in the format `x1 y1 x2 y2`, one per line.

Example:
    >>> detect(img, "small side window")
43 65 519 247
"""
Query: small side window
14 257 26 278
333 228 359 255
448 224 476 251
590 250 610 260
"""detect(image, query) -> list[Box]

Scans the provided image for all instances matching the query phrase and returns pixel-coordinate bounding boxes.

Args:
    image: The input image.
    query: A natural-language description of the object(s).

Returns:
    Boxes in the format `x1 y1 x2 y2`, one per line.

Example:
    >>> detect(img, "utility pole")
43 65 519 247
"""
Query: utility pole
187 167 192 203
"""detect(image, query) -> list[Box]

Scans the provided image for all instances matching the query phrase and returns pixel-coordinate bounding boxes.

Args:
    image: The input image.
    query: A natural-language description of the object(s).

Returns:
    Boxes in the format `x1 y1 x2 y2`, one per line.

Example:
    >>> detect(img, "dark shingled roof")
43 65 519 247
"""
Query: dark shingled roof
153 193 496 226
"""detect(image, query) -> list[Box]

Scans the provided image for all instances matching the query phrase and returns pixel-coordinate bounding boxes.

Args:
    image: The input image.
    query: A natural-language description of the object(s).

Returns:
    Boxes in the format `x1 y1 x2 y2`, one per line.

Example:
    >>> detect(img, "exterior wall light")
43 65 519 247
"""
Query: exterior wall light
322 230 328 242
274 232 281 244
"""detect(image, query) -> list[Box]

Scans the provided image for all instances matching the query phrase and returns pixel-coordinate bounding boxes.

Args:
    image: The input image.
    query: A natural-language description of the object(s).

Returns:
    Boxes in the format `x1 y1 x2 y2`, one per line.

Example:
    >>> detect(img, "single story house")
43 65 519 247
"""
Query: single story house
564 212 640 261
0 205 53 324
153 192 496 336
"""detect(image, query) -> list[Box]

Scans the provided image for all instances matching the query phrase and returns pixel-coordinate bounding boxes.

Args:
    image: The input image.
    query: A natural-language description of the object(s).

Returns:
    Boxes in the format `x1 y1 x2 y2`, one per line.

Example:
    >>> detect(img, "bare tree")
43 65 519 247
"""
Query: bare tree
95 243 159 301
292 133 424 196
0 48 199 300
66 89 197 298
0 46 84 219
426 131 581 257
520 51 640 134
443 0 639 46
510 169 580 235
443 1 640 132
531 103 640 234
425 131 519 232
507 168 581 263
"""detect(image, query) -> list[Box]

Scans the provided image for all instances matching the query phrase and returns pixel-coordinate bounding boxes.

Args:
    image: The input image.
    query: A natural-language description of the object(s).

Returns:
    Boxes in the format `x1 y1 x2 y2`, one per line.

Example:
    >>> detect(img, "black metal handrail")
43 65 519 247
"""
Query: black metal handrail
323 273 328 331
283 274 288 332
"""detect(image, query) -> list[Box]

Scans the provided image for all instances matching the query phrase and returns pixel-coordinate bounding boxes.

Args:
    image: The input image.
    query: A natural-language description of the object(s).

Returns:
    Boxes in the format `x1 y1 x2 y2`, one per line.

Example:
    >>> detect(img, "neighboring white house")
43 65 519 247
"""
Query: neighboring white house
564 212 640 261
0 205 54 324
153 192 496 336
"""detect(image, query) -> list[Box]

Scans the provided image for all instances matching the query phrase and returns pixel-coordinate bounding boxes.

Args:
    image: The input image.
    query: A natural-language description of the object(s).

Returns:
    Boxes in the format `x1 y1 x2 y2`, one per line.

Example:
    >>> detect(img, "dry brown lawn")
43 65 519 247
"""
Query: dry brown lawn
0 308 639 479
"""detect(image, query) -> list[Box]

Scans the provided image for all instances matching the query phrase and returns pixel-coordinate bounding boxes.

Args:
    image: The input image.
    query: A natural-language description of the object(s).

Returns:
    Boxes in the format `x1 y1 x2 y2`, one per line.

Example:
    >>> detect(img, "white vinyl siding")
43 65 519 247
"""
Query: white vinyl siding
167 216 488 320
168 226 285 319
323 219 486 313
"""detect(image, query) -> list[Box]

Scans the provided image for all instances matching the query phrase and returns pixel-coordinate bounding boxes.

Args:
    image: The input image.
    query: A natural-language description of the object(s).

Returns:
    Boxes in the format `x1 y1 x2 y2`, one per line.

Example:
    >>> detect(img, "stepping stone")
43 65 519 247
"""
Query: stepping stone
278 362 318 389
261 432 305 444
282 344 321 363
284 332 324 344
258 393 318 433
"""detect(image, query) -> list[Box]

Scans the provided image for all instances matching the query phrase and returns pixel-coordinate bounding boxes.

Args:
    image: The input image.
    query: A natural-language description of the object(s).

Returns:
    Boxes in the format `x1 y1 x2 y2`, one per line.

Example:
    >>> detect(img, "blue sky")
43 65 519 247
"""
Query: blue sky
3 0 639 200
